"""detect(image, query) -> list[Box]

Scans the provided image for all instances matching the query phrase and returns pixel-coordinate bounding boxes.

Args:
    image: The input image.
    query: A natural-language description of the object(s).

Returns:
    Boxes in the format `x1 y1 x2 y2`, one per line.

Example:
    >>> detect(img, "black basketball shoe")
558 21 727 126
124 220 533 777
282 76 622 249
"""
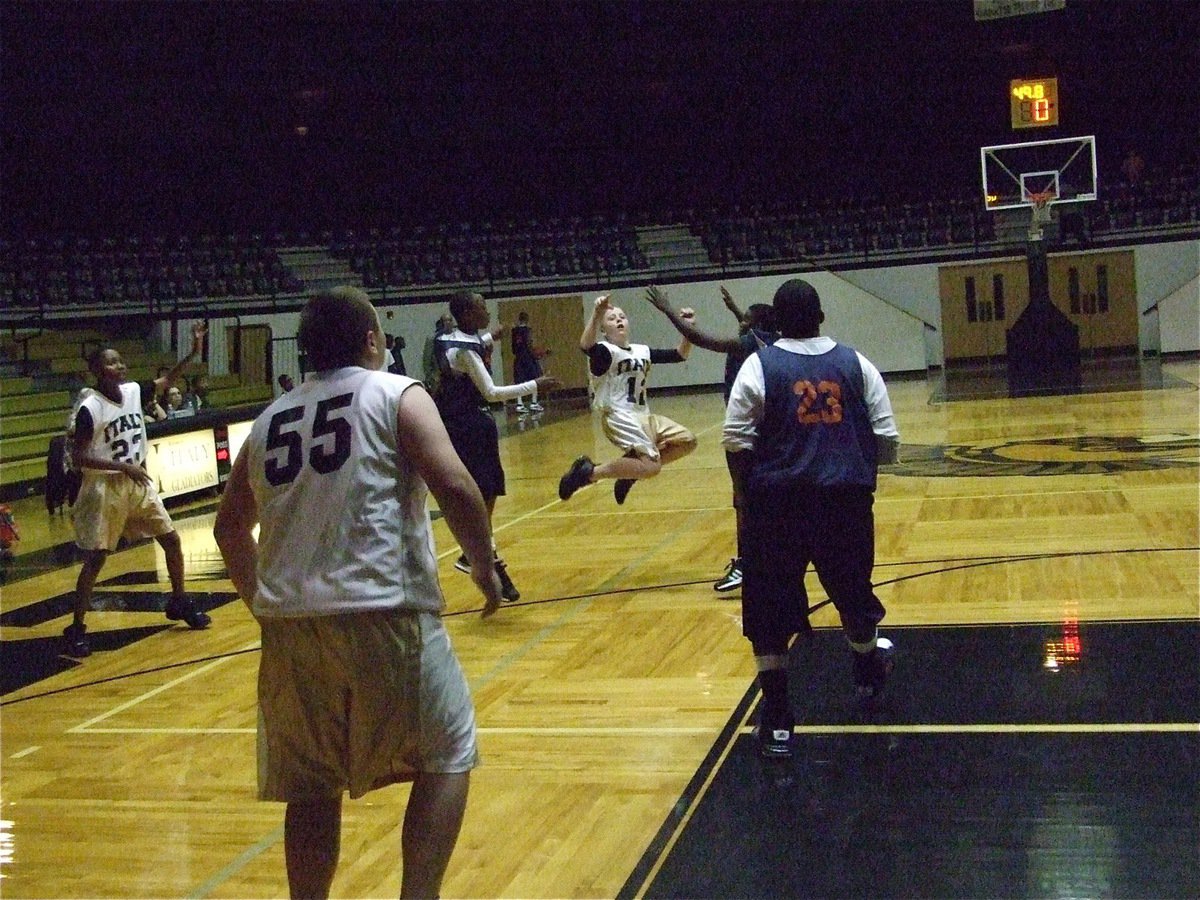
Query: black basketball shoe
494 558 521 602
613 479 635 504
853 637 895 700
755 709 795 759
558 456 595 500
62 623 91 658
166 597 212 630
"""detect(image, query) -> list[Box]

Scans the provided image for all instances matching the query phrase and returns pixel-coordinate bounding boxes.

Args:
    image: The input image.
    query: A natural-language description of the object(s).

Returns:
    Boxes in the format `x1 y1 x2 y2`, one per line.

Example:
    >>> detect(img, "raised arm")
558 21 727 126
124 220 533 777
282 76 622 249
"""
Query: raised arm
395 385 504 616
675 308 695 360
720 286 745 323
645 286 740 354
152 322 207 398
580 295 612 350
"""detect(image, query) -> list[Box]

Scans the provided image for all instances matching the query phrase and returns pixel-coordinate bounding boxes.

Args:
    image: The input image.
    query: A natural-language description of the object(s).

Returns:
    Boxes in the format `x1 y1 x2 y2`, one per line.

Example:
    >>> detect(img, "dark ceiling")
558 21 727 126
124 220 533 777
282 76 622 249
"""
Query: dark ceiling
3 1 1196 234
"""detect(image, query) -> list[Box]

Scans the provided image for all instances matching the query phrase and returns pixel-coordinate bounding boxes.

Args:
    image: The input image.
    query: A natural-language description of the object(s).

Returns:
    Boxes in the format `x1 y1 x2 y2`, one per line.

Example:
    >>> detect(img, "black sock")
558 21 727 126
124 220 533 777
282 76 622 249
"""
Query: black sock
758 668 789 718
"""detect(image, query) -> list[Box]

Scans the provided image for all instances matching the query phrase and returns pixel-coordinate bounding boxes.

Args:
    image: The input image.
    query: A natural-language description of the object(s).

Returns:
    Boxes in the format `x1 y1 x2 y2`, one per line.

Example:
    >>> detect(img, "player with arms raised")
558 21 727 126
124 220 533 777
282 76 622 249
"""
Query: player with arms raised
63 321 211 657
558 294 698 504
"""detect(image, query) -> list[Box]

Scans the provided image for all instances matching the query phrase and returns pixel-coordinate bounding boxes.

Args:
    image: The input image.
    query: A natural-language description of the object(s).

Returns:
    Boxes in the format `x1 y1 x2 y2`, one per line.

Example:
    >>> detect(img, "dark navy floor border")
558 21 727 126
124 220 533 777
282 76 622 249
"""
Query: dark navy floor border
622 620 1200 900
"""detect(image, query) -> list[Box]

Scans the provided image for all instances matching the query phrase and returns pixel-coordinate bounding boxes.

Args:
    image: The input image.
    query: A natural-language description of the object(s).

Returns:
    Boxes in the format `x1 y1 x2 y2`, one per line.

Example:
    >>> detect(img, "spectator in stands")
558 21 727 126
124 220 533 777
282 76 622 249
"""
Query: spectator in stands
187 373 211 411
165 385 194 418
143 392 168 422
386 334 408 376
0 504 20 562
1121 149 1145 187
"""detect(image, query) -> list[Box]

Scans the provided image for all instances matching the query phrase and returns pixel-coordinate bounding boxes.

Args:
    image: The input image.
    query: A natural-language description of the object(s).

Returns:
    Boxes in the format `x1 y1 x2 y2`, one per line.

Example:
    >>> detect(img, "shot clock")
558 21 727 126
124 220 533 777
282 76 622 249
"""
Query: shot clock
1010 78 1059 129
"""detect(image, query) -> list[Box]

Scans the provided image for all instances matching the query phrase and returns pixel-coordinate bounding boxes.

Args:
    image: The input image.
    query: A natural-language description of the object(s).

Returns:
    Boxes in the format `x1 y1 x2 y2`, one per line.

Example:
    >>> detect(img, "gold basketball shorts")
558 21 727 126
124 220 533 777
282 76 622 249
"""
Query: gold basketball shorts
72 474 174 551
257 608 478 801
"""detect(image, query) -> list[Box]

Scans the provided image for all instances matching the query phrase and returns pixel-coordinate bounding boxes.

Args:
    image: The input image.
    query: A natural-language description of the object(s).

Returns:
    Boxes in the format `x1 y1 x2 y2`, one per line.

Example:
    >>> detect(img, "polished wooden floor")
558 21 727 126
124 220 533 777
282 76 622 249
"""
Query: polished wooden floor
1 361 1197 898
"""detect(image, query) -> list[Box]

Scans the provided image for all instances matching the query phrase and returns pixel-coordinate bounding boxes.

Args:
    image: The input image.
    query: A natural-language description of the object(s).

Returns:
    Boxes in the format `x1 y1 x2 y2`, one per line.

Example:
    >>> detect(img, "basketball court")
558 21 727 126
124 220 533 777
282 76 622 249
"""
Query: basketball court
2 365 1197 897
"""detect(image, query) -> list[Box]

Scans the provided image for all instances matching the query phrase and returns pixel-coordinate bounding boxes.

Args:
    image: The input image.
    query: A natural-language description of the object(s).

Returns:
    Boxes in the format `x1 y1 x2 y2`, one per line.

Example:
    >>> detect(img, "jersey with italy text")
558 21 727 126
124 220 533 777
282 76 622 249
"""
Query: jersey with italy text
589 341 654 414
73 382 149 474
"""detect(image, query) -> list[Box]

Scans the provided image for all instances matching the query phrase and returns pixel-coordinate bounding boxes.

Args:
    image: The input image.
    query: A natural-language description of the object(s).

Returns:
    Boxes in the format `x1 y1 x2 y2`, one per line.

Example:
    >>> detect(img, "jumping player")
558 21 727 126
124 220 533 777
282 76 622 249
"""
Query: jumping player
63 321 212 657
558 294 698 505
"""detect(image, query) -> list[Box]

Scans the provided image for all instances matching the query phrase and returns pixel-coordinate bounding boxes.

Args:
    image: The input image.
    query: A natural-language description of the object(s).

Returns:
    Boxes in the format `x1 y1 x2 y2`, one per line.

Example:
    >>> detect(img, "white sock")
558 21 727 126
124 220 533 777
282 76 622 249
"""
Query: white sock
848 631 878 654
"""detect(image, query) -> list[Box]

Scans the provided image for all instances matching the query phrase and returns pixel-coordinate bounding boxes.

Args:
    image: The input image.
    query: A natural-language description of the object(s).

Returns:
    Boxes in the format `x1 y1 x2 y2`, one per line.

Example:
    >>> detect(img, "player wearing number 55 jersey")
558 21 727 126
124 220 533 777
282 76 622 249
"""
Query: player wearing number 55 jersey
723 278 900 759
215 287 501 900
558 295 698 505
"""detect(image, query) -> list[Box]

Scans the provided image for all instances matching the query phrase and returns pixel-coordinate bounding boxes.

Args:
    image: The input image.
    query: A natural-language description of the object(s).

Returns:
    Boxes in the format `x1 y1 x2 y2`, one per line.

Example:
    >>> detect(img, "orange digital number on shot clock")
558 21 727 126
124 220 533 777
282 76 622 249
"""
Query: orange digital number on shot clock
1010 77 1059 129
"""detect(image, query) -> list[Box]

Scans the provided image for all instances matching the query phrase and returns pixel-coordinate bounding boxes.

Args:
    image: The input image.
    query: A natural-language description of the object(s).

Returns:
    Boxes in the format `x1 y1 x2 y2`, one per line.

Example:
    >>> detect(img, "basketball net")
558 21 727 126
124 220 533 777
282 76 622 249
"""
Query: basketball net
1028 190 1055 240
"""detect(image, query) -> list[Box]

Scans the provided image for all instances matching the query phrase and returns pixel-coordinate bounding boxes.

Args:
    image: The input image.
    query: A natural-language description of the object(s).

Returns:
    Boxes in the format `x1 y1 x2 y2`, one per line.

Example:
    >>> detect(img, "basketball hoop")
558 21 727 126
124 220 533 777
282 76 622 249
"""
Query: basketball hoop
1030 190 1055 216
1028 190 1056 239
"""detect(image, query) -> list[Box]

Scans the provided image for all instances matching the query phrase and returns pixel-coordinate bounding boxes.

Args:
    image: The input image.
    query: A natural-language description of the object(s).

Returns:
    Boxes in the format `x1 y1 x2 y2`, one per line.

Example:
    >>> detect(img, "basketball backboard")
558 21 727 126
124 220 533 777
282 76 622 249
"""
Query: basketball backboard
980 135 1097 212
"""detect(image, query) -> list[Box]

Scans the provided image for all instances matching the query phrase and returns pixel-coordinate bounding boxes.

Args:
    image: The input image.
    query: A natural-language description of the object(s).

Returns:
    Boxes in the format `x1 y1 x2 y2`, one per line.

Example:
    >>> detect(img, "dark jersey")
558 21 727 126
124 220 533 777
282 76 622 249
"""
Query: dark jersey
433 333 489 416
723 328 777 402
750 342 878 494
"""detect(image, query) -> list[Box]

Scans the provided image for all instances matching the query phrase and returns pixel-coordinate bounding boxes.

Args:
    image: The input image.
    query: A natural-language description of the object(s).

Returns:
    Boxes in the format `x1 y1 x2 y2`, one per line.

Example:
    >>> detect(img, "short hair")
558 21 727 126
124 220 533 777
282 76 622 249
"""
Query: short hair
746 303 776 333
85 346 108 373
772 279 822 337
448 291 480 328
298 286 379 370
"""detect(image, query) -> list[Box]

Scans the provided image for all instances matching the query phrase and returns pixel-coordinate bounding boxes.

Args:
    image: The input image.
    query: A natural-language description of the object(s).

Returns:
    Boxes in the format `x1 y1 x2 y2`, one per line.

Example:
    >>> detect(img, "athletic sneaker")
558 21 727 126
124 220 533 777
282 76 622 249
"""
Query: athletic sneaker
714 558 742 592
755 709 794 759
515 401 527 413
454 554 471 574
529 401 544 413
62 623 90 658
853 637 895 700
494 558 520 602
165 597 212 630
613 478 635 505
558 456 595 500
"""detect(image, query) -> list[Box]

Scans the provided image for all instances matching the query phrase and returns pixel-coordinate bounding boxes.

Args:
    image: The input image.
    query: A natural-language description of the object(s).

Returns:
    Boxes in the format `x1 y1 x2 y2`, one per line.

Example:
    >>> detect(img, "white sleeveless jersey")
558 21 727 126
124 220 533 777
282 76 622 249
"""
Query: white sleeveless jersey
244 367 444 618
591 341 653 414
74 383 148 475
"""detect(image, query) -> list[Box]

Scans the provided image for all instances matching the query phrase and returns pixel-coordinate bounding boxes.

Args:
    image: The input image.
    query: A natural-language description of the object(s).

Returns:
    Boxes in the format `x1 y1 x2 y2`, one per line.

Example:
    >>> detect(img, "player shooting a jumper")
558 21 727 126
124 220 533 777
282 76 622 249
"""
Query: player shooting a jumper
558 294 698 505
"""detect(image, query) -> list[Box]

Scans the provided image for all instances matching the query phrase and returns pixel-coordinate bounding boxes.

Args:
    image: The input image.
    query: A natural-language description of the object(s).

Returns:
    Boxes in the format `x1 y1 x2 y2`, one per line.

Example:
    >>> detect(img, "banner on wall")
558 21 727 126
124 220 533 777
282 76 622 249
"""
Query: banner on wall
146 430 219 499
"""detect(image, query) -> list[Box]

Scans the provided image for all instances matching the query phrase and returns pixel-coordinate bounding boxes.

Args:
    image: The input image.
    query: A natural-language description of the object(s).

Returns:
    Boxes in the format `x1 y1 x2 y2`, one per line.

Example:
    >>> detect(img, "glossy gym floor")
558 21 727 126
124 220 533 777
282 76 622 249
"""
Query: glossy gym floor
1 361 1197 898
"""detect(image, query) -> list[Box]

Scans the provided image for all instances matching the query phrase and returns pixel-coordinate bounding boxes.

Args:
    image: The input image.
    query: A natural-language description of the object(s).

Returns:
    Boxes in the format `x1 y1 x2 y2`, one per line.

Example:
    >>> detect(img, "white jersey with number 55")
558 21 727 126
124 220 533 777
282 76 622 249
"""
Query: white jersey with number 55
244 366 443 618
590 340 652 414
